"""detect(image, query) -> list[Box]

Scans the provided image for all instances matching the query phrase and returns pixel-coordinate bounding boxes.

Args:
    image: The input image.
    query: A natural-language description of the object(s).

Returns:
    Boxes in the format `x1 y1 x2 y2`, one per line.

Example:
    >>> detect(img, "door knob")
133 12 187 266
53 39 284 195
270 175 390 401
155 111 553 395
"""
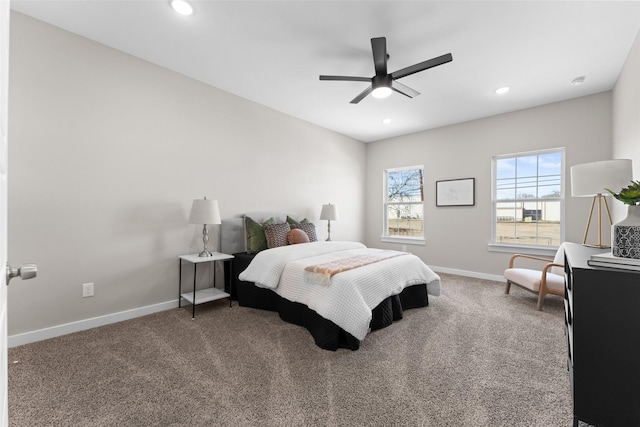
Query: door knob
6 263 37 285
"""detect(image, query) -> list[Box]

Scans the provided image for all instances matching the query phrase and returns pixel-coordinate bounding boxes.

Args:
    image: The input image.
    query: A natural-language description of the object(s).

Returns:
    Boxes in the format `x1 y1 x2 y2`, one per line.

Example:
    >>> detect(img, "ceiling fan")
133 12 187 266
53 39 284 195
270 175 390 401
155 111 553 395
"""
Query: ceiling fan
319 37 453 104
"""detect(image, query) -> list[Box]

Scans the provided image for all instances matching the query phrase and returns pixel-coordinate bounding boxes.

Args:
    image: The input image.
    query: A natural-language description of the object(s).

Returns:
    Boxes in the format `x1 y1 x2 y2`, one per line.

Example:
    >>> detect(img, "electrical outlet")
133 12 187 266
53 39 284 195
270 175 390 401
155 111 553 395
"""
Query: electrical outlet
82 283 94 298
401 245 407 252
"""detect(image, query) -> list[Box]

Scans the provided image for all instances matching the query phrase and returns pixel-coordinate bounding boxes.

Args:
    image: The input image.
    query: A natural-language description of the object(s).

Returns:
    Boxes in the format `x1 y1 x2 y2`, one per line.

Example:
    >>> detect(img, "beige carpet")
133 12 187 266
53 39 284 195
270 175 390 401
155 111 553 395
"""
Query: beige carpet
8 274 573 426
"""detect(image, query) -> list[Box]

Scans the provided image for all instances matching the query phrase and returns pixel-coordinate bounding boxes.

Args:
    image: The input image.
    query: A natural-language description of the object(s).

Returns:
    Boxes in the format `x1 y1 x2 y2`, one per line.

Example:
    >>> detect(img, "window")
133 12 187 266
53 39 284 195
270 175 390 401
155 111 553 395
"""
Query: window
382 166 425 243
492 149 564 248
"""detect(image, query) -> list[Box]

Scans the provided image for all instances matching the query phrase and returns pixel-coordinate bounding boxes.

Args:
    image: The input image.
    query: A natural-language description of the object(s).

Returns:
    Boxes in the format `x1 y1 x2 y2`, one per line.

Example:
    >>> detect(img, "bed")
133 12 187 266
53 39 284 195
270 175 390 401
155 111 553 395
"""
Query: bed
221 212 441 351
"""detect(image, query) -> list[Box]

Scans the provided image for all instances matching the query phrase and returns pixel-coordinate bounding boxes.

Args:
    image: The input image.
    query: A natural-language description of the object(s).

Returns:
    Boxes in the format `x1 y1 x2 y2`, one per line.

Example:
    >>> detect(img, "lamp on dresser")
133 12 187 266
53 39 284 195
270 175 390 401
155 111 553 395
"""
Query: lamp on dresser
320 203 339 241
188 196 221 257
570 159 633 248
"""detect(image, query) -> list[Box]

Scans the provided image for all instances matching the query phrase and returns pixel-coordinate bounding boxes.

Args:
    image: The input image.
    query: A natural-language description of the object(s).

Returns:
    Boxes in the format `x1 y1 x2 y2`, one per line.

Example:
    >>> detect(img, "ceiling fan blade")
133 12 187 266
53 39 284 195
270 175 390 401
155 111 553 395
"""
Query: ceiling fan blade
371 37 387 76
319 75 371 82
350 86 373 104
391 53 453 80
391 80 420 98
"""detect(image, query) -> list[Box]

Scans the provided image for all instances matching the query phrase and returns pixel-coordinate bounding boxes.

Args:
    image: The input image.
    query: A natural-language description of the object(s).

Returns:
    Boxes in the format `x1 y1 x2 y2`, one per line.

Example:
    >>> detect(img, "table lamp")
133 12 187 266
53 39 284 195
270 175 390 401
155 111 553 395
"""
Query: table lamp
188 197 221 257
320 203 339 241
570 159 633 248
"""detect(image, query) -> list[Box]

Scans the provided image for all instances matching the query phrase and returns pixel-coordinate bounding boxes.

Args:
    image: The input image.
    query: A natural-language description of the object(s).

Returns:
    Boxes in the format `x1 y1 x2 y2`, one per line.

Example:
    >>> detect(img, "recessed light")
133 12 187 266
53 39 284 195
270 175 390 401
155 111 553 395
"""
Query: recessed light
571 76 586 86
170 0 193 16
494 86 511 95
382 118 392 125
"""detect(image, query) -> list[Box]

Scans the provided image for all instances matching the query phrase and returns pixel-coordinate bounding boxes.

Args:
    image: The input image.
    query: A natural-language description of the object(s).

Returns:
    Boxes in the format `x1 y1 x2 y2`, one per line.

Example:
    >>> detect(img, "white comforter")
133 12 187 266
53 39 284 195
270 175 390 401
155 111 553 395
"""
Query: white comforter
238 241 441 340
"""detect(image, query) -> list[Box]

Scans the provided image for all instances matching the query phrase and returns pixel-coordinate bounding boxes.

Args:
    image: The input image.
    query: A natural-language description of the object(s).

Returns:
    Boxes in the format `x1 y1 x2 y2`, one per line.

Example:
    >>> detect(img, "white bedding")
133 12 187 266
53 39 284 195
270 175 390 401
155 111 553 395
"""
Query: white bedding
238 241 441 340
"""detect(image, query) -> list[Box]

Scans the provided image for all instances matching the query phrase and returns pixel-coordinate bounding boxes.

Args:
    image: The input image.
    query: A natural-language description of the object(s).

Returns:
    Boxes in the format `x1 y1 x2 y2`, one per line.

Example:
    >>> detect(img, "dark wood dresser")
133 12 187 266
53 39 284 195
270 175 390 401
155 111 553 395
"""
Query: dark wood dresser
563 242 640 427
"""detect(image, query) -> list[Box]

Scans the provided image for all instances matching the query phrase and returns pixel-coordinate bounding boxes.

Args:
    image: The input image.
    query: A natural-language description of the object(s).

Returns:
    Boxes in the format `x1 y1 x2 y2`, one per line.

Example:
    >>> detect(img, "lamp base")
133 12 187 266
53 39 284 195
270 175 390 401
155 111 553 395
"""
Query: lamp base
581 194 613 249
198 224 213 257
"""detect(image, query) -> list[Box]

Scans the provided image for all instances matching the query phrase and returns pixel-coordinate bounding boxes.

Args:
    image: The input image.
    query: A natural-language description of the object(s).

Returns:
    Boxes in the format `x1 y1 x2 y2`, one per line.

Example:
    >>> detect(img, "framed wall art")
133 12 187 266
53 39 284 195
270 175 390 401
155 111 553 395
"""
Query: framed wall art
436 178 475 207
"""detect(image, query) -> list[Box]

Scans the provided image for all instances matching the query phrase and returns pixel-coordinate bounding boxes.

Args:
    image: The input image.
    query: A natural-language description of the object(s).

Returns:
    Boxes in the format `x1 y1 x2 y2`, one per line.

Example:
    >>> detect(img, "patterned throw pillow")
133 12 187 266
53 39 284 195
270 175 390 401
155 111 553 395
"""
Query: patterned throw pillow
245 216 275 253
292 222 318 242
288 228 310 245
264 223 291 249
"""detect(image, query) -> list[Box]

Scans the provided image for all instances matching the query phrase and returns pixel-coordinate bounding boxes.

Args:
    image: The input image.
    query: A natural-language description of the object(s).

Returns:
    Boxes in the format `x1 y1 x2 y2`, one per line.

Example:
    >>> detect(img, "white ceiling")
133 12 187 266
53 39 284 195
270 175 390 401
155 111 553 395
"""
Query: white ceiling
10 1 640 143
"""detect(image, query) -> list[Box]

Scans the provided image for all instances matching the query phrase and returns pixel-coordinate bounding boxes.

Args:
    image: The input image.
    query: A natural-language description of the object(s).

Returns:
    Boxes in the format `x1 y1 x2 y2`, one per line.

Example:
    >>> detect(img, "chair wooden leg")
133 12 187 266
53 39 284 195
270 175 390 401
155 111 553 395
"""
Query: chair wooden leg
536 292 545 311
505 280 511 294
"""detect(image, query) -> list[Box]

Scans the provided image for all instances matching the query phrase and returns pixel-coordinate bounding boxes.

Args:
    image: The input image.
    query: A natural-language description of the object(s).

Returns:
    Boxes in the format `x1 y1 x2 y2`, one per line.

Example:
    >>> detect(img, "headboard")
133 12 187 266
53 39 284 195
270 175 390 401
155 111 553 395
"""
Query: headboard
221 211 293 255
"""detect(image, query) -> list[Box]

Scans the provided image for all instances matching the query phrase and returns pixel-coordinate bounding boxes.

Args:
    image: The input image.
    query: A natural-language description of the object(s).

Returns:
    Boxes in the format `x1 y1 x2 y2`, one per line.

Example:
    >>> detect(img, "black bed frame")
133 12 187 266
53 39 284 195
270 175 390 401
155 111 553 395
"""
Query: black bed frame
226 252 429 351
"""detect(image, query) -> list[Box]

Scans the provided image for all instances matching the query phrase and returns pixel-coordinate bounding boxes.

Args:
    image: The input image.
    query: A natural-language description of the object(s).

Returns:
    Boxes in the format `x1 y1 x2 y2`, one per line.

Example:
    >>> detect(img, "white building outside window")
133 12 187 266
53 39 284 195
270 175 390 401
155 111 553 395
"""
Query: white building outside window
492 148 565 250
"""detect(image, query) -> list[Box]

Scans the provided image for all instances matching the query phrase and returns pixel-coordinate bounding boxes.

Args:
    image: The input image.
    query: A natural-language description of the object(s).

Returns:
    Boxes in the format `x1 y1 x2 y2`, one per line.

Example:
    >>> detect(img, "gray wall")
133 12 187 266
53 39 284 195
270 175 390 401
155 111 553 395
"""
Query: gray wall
365 92 613 276
8 11 640 339
7 13 365 336
613 26 640 212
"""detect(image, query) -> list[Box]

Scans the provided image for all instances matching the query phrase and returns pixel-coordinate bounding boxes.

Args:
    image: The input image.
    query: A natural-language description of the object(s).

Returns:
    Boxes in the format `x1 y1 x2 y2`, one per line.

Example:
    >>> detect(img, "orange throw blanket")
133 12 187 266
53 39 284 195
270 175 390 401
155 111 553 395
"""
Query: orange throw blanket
304 250 407 285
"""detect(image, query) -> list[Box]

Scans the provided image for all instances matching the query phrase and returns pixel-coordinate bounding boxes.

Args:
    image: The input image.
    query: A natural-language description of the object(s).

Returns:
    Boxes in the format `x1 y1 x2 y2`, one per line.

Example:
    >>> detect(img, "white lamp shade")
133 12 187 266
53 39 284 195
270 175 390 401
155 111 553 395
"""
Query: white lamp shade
570 159 633 197
320 204 339 221
188 198 221 225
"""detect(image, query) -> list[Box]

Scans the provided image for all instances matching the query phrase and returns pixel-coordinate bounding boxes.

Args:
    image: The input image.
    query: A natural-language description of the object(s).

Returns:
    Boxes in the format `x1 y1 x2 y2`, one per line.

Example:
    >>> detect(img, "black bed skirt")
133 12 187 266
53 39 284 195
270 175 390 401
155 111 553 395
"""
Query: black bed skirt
229 252 429 351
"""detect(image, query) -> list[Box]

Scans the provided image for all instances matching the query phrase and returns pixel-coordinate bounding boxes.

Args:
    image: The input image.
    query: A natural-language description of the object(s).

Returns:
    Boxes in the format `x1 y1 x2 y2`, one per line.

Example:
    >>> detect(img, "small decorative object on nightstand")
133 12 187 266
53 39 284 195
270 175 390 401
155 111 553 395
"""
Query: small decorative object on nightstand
320 203 339 241
178 252 234 318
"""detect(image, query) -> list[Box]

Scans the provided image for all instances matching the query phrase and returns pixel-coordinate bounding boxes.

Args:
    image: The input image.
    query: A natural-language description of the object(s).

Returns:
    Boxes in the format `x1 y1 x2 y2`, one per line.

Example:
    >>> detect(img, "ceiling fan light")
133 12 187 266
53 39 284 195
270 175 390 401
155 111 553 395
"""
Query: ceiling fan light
372 86 392 99
494 86 511 95
170 0 193 16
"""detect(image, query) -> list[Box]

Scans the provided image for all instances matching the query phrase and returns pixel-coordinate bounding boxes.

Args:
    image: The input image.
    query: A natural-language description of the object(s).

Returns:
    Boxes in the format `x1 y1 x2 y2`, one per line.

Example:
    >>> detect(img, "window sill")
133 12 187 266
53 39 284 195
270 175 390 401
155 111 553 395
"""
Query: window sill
380 236 426 246
487 243 558 257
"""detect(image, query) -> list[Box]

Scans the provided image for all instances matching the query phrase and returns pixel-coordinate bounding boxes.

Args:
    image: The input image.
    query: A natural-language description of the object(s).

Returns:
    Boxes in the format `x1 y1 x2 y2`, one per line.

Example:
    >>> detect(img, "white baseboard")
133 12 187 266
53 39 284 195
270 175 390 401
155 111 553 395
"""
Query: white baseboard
8 269 504 348
8 300 179 348
431 265 505 283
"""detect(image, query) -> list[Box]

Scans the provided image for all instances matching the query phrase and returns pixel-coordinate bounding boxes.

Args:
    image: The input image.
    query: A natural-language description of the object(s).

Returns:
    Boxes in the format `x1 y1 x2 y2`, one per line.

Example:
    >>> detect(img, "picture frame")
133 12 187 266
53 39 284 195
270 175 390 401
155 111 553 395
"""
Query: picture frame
436 178 475 207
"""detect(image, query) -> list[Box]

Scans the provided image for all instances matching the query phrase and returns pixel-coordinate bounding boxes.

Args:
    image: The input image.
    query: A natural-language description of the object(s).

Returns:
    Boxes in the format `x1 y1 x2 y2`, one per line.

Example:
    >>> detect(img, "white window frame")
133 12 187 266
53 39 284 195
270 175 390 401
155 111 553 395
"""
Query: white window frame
381 165 426 246
489 148 565 257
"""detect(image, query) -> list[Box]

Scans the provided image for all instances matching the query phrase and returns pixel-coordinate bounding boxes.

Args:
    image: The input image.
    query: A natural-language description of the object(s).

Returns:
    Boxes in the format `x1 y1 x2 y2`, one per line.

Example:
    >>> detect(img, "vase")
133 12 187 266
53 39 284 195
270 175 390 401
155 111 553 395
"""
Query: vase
612 205 640 259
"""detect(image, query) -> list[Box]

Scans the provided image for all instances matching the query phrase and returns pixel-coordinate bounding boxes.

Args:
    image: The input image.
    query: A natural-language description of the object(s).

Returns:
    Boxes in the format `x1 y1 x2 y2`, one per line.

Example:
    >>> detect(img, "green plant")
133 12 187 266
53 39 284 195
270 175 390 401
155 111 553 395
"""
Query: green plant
607 180 640 205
